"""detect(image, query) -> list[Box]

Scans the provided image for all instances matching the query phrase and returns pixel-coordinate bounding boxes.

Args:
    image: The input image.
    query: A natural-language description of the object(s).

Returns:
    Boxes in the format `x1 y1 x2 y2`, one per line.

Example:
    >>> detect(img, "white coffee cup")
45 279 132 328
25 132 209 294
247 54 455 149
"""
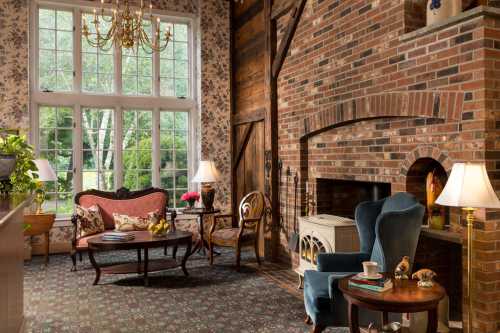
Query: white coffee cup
362 261 379 277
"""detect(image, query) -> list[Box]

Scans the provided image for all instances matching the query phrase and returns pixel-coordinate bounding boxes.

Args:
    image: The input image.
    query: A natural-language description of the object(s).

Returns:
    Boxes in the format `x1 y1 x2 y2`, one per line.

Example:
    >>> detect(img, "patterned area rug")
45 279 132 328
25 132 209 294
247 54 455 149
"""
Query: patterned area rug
24 248 348 333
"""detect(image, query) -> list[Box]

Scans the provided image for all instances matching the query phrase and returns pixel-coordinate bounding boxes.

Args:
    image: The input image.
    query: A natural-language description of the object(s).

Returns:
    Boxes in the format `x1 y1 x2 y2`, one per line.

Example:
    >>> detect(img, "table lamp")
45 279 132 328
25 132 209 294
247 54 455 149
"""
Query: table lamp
33 159 57 214
435 163 500 333
192 160 220 211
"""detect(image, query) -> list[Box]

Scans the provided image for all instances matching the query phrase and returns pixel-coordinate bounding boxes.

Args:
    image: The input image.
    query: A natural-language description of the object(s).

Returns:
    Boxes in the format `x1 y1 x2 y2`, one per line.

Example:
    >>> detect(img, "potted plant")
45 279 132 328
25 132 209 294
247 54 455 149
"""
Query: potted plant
180 191 200 209
0 134 38 197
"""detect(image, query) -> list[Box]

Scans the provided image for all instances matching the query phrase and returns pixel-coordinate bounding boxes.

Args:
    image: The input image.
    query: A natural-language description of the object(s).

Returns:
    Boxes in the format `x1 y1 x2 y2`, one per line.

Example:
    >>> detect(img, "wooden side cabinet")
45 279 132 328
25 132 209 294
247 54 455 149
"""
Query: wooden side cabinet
24 213 55 265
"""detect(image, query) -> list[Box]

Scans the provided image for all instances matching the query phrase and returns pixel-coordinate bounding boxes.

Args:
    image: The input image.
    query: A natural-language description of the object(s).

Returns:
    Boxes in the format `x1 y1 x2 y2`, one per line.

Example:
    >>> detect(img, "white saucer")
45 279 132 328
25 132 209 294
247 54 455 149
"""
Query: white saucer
356 272 383 280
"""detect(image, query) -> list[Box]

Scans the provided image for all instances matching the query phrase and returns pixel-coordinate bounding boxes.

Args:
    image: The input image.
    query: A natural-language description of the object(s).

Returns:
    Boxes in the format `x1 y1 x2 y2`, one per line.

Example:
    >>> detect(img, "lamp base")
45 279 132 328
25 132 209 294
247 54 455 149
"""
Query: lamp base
200 184 215 211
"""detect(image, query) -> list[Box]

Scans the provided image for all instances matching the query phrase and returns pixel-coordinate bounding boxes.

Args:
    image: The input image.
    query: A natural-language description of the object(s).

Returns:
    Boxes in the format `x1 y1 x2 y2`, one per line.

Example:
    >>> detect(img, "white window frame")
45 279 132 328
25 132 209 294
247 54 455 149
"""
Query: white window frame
29 0 199 218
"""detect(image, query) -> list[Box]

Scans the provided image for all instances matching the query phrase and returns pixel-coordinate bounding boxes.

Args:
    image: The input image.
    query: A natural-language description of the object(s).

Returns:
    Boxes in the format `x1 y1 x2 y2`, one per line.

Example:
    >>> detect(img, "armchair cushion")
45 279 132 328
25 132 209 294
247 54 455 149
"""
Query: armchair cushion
317 252 370 272
211 227 255 244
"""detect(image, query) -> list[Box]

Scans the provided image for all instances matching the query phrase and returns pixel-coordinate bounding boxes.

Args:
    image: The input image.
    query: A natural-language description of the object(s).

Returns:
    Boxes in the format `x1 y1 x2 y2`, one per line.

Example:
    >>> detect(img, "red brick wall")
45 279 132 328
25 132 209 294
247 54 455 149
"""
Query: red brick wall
275 1 500 331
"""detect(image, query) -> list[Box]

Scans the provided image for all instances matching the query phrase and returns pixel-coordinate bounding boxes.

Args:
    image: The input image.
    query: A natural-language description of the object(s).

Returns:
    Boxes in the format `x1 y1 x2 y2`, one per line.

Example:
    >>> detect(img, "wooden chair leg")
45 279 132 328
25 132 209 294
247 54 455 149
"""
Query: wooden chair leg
304 315 312 325
70 253 77 271
311 325 325 333
172 245 178 259
235 244 241 272
78 252 83 262
254 239 261 265
209 240 214 265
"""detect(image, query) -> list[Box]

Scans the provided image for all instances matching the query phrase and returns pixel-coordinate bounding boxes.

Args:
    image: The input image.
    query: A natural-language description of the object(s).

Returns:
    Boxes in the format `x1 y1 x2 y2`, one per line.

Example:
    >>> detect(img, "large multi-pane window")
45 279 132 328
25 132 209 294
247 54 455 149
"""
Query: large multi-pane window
123 110 153 190
160 111 189 207
38 106 74 214
38 8 74 91
32 3 195 216
82 108 115 191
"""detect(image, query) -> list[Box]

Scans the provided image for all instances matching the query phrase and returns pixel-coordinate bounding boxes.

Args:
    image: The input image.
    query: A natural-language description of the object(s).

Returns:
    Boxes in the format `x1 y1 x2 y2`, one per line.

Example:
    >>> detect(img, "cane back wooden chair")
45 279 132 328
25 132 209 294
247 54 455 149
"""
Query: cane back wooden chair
208 191 265 271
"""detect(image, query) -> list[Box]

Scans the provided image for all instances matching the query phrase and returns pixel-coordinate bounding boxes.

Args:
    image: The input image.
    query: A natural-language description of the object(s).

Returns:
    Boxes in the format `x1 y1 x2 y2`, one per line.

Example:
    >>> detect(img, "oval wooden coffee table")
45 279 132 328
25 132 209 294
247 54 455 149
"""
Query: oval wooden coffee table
339 274 445 333
87 231 192 287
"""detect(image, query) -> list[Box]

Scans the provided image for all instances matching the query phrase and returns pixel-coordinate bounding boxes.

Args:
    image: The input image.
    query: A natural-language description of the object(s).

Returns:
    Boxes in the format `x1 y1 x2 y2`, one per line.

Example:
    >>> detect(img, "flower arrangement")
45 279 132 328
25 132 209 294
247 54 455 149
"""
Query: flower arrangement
180 191 200 208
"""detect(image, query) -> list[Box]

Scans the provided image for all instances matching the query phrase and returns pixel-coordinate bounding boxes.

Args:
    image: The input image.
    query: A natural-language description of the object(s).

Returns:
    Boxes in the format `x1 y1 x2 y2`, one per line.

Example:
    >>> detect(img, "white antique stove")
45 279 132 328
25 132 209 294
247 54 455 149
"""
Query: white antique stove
295 214 360 288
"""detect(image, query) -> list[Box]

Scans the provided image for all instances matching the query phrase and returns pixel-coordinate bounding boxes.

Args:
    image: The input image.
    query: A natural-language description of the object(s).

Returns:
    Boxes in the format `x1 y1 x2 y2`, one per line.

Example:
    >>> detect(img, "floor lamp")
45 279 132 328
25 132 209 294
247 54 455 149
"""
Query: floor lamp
435 163 500 333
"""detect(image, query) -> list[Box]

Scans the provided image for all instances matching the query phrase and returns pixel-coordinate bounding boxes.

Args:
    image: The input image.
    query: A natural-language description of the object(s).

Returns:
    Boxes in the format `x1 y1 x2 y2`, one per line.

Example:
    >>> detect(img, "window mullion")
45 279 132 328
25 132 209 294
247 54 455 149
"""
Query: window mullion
154 40 160 97
74 104 83 195
74 8 82 93
115 41 122 95
152 108 160 187
115 106 123 189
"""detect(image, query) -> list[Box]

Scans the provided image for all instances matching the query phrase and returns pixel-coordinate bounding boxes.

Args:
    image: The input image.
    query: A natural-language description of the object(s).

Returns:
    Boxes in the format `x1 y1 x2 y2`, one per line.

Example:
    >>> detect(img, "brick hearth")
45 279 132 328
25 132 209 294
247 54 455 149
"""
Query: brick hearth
277 2 500 332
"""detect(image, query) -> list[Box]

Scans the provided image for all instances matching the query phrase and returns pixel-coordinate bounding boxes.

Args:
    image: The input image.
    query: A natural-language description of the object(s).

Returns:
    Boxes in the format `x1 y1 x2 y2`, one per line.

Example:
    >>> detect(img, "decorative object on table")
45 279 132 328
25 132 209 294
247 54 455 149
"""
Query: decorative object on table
82 0 172 54
180 191 200 209
394 256 411 280
303 193 424 332
208 191 265 271
0 134 38 196
24 213 56 265
113 211 159 231
412 268 437 288
70 187 171 271
348 274 393 293
147 217 170 237
427 0 461 26
192 160 220 211
287 171 300 252
435 162 500 333
32 159 57 214
426 169 446 230
0 154 16 181
305 180 316 217
102 231 135 242
361 260 379 278
367 322 402 333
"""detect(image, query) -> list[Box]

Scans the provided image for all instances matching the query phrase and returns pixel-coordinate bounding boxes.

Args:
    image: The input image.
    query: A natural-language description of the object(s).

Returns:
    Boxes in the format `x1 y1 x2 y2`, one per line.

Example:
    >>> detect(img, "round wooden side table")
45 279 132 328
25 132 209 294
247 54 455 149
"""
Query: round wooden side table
339 274 445 333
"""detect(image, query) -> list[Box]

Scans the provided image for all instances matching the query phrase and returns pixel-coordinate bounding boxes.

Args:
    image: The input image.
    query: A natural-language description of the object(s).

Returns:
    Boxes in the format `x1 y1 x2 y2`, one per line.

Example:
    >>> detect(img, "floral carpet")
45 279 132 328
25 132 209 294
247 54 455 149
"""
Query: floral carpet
24 248 348 333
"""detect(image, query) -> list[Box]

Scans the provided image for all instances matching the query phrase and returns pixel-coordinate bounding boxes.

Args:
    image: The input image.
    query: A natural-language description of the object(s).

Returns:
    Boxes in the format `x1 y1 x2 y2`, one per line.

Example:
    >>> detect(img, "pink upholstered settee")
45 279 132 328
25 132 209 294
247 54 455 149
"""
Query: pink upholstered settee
70 187 173 271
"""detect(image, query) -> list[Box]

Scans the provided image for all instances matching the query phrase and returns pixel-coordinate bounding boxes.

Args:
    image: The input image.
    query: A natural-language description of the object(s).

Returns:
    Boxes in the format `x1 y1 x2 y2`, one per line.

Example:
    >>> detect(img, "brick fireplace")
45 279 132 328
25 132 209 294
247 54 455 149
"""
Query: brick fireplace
277 2 500 331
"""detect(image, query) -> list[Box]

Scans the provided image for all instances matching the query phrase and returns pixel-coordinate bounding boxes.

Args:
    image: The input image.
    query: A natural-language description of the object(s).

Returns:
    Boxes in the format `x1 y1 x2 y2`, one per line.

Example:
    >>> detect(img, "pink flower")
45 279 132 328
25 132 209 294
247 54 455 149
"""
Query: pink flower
180 191 200 202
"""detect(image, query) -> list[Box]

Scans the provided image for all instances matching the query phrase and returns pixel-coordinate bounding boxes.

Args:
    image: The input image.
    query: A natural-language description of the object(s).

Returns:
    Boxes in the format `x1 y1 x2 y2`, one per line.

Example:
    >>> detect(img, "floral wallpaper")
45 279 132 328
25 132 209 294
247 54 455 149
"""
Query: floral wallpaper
4 0 231 251
0 0 29 131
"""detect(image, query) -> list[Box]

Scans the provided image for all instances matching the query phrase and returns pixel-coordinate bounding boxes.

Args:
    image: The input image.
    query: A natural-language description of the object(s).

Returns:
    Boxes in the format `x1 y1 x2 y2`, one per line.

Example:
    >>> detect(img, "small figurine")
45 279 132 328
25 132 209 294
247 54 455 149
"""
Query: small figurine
394 256 410 280
412 269 437 288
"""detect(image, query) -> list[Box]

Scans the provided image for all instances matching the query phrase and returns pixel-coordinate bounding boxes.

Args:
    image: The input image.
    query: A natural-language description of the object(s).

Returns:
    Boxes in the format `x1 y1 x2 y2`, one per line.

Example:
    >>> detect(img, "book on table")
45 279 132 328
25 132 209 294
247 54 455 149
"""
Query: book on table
348 275 393 292
102 231 135 241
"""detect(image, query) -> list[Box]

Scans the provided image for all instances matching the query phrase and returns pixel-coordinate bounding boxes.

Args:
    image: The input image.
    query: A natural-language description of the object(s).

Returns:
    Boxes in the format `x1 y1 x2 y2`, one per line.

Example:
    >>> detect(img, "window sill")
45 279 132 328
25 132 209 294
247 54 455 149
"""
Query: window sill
399 6 500 43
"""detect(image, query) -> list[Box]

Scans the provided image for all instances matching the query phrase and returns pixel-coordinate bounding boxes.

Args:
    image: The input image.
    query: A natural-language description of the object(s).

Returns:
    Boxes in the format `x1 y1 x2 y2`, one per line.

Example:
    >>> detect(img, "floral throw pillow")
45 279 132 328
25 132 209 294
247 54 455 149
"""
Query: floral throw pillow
76 205 105 238
113 211 160 232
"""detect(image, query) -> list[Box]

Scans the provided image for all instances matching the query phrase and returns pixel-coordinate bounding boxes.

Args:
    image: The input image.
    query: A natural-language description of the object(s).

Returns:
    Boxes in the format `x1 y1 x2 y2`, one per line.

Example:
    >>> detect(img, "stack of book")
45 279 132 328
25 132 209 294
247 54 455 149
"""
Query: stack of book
348 274 393 292
102 232 135 242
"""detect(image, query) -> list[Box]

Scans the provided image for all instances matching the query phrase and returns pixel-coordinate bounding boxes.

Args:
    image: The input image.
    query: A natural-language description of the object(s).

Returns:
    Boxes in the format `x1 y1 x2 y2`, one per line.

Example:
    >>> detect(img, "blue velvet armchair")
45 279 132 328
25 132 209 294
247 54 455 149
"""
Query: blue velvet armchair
303 192 425 333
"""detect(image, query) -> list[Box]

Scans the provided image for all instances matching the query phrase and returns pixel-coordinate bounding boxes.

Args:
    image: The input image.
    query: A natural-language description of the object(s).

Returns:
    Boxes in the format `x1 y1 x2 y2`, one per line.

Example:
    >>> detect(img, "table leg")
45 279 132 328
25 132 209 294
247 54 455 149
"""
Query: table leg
44 231 50 265
137 249 142 273
198 215 206 255
144 248 149 287
348 301 360 333
382 311 389 326
88 249 101 285
181 240 191 276
427 307 438 333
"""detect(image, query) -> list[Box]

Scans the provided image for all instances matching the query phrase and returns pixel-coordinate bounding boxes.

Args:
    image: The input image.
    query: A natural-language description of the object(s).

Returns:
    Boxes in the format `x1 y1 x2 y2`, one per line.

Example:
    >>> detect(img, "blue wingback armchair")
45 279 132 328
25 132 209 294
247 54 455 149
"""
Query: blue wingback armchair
303 192 425 333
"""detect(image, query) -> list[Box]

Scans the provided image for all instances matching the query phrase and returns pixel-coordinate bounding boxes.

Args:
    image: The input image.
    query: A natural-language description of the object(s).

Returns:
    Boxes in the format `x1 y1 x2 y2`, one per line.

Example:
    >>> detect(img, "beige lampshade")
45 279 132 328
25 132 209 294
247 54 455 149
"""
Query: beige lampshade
34 159 57 182
435 163 500 209
192 160 220 183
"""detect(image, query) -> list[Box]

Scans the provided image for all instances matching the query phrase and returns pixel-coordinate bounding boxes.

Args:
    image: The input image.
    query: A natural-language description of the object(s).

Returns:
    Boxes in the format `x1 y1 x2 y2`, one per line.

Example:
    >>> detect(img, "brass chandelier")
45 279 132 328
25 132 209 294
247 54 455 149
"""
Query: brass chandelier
82 0 172 54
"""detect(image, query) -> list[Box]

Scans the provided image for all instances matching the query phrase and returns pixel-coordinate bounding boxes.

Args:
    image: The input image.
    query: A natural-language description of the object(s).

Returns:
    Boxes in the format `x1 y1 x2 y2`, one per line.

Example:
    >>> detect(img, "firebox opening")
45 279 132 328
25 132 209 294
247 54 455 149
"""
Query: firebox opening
316 179 391 219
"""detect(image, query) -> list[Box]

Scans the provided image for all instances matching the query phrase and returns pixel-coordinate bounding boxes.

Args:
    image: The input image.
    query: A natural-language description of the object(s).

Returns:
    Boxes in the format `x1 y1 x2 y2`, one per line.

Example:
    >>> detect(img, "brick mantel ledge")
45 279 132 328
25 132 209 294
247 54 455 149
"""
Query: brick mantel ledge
299 91 465 139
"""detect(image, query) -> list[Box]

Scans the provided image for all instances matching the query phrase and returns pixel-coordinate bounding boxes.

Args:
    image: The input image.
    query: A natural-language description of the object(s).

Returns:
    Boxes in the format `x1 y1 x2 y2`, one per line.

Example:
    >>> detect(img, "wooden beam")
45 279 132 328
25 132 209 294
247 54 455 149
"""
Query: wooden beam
264 0 280 261
271 0 307 79
233 122 255 171
271 0 295 20
233 108 265 125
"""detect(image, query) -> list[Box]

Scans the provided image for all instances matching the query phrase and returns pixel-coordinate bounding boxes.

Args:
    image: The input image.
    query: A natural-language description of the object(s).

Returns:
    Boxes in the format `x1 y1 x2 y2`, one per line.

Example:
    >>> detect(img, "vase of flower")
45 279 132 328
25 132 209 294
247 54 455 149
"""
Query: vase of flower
180 191 200 209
